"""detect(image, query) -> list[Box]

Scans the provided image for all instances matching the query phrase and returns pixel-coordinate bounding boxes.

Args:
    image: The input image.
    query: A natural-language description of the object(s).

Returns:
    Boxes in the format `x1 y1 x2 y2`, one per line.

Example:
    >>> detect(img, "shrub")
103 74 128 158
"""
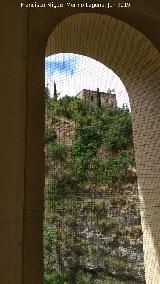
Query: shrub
102 107 133 152
45 125 57 144
45 141 67 161
101 150 135 187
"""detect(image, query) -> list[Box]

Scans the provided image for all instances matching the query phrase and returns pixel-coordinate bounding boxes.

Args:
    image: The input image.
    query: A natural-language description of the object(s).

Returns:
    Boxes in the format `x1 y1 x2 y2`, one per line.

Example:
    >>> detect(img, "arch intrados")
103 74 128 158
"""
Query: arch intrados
45 13 160 109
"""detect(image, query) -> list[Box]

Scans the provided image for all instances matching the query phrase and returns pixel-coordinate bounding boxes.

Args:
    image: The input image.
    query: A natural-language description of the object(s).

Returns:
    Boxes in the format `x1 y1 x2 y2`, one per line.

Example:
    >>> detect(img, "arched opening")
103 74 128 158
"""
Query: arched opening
43 12 160 284
44 51 144 283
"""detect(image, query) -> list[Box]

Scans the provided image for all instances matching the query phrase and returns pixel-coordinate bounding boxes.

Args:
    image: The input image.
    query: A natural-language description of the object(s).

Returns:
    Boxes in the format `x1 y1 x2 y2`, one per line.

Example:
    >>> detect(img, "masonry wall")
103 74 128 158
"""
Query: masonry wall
77 89 117 108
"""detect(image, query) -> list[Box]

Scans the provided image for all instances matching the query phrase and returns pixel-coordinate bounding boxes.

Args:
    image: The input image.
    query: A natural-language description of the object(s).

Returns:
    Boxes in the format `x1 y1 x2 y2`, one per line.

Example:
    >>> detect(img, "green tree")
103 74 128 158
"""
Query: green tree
45 86 52 111
53 81 58 101
96 87 101 108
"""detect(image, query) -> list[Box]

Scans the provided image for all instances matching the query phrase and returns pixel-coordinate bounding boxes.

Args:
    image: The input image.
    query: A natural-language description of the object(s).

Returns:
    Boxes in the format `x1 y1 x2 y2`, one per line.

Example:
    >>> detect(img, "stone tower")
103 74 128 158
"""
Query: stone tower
76 88 117 107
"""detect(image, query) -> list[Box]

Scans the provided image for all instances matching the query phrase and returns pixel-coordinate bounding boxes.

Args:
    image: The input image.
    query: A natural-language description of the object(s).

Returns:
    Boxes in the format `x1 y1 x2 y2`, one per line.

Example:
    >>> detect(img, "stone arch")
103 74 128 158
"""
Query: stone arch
44 13 160 283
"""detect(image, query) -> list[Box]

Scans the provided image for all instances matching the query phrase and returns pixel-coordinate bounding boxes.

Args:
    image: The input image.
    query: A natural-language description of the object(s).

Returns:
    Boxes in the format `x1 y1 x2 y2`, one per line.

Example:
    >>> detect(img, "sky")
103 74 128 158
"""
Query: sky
45 53 130 109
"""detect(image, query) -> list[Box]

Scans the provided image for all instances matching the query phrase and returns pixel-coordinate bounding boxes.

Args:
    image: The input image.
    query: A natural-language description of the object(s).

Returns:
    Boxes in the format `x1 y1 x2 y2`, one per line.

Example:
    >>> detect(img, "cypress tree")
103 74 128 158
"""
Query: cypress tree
96 88 101 108
54 81 57 101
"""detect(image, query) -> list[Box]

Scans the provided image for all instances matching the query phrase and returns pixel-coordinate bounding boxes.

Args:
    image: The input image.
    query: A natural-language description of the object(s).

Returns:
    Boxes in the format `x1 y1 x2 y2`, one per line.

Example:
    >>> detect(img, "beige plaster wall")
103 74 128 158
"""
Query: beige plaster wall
0 1 160 284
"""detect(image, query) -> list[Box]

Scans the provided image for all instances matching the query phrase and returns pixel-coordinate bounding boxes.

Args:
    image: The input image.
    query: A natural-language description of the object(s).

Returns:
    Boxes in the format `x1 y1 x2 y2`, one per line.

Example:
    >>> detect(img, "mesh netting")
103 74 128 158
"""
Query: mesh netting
44 52 145 283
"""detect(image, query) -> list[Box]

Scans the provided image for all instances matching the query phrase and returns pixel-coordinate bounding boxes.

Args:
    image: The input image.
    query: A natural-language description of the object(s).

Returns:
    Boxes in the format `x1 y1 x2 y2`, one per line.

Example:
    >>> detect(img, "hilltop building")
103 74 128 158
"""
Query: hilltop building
76 88 117 108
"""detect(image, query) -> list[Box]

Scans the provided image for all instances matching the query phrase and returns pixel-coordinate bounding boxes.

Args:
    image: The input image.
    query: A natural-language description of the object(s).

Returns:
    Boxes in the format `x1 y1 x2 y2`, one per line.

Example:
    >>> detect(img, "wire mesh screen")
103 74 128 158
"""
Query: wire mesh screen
44 51 145 283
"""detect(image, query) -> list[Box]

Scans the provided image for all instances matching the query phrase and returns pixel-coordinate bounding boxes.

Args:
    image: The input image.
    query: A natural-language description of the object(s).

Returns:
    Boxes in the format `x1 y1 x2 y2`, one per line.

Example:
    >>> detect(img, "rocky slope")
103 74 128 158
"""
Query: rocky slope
44 115 145 283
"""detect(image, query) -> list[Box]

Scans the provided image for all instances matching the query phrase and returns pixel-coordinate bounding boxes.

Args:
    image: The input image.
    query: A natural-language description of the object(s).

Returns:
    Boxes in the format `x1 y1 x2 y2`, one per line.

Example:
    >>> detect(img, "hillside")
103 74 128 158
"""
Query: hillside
44 92 145 284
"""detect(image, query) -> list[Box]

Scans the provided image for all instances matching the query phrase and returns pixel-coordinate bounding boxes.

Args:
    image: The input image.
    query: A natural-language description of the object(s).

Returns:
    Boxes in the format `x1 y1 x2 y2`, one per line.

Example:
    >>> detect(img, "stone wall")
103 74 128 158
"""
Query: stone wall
76 89 117 108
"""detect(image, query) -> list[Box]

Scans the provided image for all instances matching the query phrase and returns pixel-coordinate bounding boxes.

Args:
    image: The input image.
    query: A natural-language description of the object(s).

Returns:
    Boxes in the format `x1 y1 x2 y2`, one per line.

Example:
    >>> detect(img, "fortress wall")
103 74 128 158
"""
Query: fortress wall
77 89 117 107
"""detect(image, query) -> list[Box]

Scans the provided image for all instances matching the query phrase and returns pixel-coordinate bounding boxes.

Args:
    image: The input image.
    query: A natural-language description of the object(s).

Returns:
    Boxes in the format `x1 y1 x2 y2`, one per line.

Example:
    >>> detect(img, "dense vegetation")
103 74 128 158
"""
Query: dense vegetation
44 88 145 283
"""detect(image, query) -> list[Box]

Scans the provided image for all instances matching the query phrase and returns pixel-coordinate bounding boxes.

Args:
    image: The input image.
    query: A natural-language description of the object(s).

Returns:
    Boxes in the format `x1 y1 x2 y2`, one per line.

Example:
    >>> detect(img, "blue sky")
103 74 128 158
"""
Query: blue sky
45 53 79 77
45 53 130 109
